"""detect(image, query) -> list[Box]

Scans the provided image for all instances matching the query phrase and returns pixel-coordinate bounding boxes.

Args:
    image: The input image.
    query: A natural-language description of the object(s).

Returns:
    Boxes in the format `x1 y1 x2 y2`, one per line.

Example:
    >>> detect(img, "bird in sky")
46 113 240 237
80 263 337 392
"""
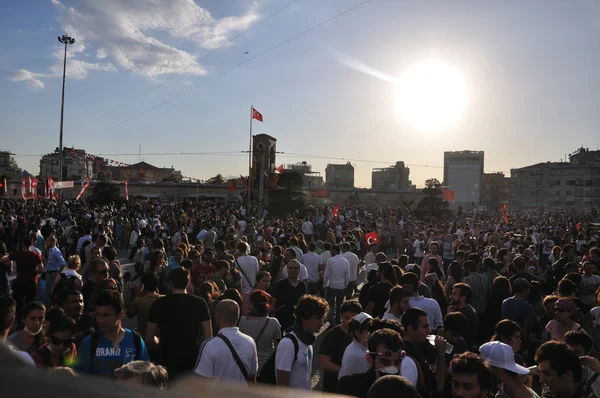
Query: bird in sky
244 51 249 54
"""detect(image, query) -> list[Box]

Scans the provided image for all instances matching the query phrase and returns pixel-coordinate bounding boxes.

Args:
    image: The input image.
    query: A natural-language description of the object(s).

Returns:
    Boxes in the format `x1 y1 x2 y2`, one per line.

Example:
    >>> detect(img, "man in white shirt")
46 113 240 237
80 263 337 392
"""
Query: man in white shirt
282 248 309 282
399 272 443 331
341 242 359 300
76 227 92 255
364 244 378 267
1 295 34 366
383 286 411 323
300 242 323 296
301 218 314 242
276 295 329 389
420 242 444 282
413 233 425 265
194 299 258 383
324 245 350 327
234 242 259 294
288 237 304 262
364 252 388 275
320 242 332 269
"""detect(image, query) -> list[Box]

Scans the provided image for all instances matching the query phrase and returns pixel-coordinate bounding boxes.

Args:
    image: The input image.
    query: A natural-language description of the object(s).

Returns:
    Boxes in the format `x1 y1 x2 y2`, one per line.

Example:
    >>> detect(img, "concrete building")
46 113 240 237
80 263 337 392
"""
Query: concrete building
325 162 354 188
40 148 94 181
482 172 510 211
510 148 600 214
371 161 411 190
104 161 183 183
286 161 323 188
0 151 19 176
443 150 484 207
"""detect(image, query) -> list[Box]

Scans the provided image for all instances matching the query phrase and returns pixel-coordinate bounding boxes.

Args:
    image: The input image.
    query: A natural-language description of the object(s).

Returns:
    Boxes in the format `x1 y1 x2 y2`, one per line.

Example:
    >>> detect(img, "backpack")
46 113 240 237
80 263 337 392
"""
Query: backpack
88 329 142 374
257 333 299 384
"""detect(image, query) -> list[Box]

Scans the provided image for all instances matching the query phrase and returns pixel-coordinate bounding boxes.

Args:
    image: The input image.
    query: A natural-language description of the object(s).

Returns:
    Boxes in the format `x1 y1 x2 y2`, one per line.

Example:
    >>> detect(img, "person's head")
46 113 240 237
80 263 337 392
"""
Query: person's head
448 261 463 282
443 312 468 344
90 258 110 280
429 241 439 254
202 248 215 264
102 246 117 262
582 260 596 276
398 272 419 296
286 259 301 280
401 307 429 343
0 295 16 338
349 312 372 345
341 242 351 253
180 259 193 271
450 352 495 398
553 298 578 323
456 250 467 263
47 314 76 356
464 260 478 274
558 278 577 298
367 375 421 398
543 295 559 318
249 290 270 315
294 295 328 334
366 269 378 285
215 299 240 328
255 270 271 290
67 255 81 270
173 248 184 263
492 320 522 353
22 301 46 336
168 267 190 290
141 272 159 293
451 283 473 307
58 289 84 319
340 300 362 328
115 361 168 389
283 248 296 263
330 244 341 256
214 260 230 277
388 286 411 315
535 341 582 395
377 262 397 285
90 245 102 260
490 276 511 303
563 330 592 357
94 290 124 334
512 278 531 298
367 329 406 379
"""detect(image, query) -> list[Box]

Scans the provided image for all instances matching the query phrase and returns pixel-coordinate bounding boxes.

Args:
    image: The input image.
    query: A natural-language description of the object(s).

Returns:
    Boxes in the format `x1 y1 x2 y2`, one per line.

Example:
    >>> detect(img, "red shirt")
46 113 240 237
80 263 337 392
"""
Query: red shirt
192 262 216 287
9 250 42 286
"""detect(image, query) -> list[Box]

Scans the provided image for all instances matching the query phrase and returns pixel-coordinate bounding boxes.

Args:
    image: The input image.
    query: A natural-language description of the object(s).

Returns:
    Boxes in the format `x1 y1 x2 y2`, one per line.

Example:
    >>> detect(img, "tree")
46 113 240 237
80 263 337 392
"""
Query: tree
414 178 452 220
209 174 225 184
88 181 120 206
267 171 307 217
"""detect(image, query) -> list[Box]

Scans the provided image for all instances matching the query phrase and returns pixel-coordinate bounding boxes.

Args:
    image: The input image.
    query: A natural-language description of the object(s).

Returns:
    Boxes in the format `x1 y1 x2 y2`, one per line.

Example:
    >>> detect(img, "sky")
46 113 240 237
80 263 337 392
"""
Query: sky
1 0 600 188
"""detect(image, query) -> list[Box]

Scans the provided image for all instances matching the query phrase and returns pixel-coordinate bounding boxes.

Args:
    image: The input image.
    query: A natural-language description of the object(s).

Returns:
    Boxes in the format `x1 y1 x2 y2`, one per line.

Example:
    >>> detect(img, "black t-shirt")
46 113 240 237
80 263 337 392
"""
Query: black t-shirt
339 369 376 398
458 305 479 349
81 280 96 311
368 282 393 318
273 278 307 331
147 294 211 376
319 325 353 393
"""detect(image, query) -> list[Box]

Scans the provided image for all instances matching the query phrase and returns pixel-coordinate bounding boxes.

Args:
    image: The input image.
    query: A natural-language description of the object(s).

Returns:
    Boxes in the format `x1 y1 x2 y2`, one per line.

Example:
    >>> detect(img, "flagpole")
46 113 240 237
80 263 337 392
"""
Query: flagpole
248 105 253 215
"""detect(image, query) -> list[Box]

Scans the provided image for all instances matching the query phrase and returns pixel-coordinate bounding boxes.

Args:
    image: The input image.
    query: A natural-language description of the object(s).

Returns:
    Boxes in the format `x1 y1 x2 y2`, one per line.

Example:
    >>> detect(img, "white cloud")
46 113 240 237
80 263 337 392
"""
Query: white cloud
11 0 261 89
10 69 47 89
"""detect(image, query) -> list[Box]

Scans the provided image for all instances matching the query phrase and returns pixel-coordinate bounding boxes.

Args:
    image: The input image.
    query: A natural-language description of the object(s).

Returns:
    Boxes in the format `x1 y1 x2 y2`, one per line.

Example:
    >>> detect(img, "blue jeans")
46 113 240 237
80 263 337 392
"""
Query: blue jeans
308 281 321 297
327 287 346 326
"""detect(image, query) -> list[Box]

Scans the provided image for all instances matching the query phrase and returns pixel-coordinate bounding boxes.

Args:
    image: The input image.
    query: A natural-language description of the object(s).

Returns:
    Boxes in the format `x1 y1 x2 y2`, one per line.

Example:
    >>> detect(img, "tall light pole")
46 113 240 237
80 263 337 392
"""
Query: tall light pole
57 34 75 181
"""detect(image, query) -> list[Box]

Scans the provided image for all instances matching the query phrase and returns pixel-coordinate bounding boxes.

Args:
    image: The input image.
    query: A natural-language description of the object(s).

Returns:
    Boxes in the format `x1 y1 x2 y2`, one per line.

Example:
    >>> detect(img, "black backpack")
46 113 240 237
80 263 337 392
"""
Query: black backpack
88 329 142 374
257 333 299 384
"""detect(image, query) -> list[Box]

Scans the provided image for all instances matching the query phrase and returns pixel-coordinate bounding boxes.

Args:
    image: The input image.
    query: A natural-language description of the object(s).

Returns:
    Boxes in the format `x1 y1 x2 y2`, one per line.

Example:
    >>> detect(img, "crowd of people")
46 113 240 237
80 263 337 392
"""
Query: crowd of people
1 196 600 397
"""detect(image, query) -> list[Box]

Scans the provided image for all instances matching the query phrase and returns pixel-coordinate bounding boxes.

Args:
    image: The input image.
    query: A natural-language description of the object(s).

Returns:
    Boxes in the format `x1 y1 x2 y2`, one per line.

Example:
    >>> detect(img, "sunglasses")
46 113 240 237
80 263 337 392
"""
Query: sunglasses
51 336 75 346
98 269 109 276
554 307 571 313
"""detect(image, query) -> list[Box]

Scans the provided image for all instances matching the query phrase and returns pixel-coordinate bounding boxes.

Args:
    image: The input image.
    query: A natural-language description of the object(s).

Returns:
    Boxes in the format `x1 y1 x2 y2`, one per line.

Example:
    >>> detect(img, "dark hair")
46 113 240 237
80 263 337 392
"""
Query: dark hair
398 272 419 293
102 246 117 262
214 240 226 252
48 313 77 337
448 261 463 282
90 257 108 273
491 276 512 300
368 329 403 359
369 318 404 337
141 272 160 292
367 269 378 284
455 250 467 259
464 260 478 272
401 307 428 333
389 286 411 306
331 244 341 255
482 257 495 272
219 288 243 309
0 295 16 333
94 289 124 315
558 278 577 297
169 267 190 290
349 316 372 339
295 295 329 322
450 352 495 391
22 301 46 320
214 260 230 272
563 330 592 354
180 259 193 270
367 375 421 398
493 319 522 343
379 263 398 285
535 341 582 382
452 282 473 304
249 290 271 314
444 311 467 336
308 242 317 251
198 282 215 303
340 299 362 315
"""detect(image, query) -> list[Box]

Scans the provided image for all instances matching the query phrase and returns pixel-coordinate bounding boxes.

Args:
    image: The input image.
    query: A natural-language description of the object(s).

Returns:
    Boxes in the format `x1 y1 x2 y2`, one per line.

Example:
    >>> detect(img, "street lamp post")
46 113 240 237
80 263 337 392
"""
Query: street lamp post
57 34 75 182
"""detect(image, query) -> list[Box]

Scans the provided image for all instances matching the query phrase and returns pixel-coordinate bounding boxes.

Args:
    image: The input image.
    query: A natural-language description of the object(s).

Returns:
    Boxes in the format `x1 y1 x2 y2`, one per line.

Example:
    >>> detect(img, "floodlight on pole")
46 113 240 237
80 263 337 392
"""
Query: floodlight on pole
57 34 76 182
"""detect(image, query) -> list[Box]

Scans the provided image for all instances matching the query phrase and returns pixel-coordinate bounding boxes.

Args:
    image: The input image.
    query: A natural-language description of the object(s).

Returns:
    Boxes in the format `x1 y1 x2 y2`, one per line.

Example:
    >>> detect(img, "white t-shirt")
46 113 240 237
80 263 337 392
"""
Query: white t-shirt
580 274 600 305
542 239 555 255
382 312 403 323
301 221 314 235
413 239 425 257
364 262 378 275
409 296 443 329
342 251 360 282
275 332 312 390
300 252 322 283
282 263 309 281
401 357 419 387
236 255 260 294
320 250 332 266
238 220 247 233
338 340 369 379
193 327 258 383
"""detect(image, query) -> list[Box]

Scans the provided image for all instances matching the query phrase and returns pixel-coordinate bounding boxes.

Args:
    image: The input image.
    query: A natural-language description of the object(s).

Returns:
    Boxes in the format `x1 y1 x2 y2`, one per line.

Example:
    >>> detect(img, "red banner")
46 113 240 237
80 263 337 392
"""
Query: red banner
365 231 380 245
311 190 329 198
125 180 129 200
443 189 454 201
332 205 340 219
31 178 38 199
3 178 6 196
76 181 91 200
502 204 509 224
21 177 26 200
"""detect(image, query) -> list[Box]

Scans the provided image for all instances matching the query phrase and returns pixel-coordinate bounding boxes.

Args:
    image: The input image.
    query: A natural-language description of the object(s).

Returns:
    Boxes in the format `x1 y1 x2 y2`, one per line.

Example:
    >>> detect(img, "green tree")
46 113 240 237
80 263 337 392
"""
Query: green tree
267 171 307 217
88 181 120 206
209 174 225 184
414 178 451 220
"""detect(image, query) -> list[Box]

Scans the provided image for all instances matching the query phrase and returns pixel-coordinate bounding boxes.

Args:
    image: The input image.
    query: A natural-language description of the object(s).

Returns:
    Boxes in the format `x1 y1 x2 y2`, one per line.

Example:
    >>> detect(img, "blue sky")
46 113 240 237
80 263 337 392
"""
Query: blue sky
1 0 599 188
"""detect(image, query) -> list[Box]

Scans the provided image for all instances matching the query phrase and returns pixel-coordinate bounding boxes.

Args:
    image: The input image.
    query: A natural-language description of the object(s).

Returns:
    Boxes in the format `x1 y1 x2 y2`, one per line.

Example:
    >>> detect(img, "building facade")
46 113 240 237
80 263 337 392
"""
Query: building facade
285 161 324 188
40 148 94 181
443 150 484 207
371 161 411 190
482 172 510 211
325 162 354 188
0 151 19 176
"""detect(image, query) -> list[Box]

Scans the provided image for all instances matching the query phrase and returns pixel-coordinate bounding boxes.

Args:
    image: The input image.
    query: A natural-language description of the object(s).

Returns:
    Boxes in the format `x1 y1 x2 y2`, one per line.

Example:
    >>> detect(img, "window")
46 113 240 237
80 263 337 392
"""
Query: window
575 189 584 197
566 180 576 186
585 191 592 197
551 180 561 186
585 180 593 186
566 190 572 196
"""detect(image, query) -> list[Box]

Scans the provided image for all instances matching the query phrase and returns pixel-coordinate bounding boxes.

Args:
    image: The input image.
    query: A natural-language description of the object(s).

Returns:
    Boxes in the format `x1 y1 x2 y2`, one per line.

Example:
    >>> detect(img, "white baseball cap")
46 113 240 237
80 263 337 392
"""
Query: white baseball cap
353 312 373 325
479 341 529 375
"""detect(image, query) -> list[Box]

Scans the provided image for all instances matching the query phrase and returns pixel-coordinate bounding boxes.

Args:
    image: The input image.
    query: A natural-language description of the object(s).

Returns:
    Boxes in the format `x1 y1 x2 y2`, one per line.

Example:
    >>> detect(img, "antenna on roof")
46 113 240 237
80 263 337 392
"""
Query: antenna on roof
139 144 141 163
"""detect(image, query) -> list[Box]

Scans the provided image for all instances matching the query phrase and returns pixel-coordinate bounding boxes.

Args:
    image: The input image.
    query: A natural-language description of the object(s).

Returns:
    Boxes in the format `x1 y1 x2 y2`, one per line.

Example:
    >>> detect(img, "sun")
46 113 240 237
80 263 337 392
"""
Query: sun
395 60 467 131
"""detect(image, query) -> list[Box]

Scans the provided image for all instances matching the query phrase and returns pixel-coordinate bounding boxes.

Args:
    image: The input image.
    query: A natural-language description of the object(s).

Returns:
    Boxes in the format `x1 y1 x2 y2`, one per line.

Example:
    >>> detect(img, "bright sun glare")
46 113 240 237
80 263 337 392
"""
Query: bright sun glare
395 60 467 131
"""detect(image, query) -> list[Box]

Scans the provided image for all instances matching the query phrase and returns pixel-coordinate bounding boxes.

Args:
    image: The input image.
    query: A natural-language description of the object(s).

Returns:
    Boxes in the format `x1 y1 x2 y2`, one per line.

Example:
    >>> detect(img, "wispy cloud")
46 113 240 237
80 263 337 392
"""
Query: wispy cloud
11 0 261 89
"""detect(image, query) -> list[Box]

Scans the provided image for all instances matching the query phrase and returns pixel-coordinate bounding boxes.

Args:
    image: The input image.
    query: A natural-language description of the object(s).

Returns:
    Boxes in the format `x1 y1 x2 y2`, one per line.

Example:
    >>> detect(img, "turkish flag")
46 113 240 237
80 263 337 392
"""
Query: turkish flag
365 231 379 246
332 205 340 218
276 164 284 174
230 180 236 192
252 107 263 122
443 189 455 201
